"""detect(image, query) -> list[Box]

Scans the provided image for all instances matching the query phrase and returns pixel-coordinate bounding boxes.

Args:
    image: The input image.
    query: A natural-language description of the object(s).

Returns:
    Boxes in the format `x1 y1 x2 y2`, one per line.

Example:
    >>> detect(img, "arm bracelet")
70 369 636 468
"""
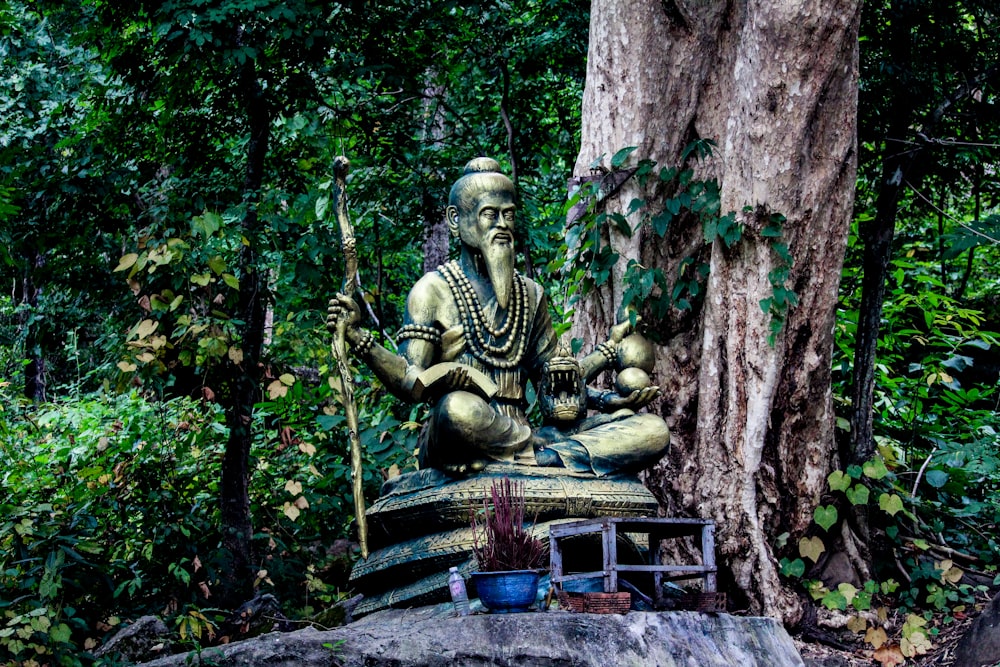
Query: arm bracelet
397 323 441 344
596 341 617 367
353 329 375 356
598 389 615 412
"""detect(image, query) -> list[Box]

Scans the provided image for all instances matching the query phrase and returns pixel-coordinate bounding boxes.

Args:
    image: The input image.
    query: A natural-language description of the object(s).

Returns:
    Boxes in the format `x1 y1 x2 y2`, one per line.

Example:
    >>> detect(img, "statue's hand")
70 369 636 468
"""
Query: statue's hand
327 294 362 340
609 315 642 344
442 366 475 393
601 385 660 411
416 365 480 403
625 385 660 409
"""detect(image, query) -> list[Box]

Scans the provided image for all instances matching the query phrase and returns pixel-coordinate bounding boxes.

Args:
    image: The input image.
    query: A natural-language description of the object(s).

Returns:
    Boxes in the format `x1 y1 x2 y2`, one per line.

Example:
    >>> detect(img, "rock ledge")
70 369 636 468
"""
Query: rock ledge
138 605 804 667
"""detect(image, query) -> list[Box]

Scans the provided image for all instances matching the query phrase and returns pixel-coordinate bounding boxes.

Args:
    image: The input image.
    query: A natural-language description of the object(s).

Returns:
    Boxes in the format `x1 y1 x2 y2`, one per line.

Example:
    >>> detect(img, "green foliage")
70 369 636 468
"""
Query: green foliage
844 3 1000 642
835 213 1000 570
782 446 996 652
0 390 220 663
859 0 1000 204
0 381 395 660
560 143 798 344
813 505 838 532
0 2 135 396
827 128 1000 634
755 212 799 344
114 213 249 387
558 142 728 323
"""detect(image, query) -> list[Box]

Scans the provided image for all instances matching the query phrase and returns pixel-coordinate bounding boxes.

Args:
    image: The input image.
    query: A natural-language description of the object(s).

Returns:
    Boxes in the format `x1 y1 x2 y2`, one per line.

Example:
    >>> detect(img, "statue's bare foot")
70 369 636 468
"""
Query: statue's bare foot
534 445 563 468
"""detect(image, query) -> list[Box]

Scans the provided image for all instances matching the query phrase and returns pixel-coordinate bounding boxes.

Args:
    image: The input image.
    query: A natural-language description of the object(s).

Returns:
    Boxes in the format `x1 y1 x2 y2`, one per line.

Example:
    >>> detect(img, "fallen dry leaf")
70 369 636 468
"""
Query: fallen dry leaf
873 644 905 666
865 626 888 649
847 615 868 633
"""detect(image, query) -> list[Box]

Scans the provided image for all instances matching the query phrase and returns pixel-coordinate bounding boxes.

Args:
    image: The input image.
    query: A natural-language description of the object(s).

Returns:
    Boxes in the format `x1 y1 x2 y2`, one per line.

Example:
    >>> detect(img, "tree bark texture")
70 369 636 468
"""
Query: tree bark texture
575 0 860 624
421 83 450 275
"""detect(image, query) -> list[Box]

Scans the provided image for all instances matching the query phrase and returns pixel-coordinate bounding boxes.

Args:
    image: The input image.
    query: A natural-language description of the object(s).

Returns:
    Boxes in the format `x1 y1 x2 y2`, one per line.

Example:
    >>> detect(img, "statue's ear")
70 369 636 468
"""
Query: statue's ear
446 205 460 238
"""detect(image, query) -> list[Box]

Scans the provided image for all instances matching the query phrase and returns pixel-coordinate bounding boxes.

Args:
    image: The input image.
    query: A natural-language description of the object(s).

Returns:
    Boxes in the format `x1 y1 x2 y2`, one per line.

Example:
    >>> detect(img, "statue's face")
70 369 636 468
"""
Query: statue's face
454 190 517 251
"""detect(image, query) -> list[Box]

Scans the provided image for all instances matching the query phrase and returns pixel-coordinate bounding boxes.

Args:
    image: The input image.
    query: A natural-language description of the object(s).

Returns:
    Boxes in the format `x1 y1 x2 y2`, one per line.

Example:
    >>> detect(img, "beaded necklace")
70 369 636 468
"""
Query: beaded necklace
438 260 530 369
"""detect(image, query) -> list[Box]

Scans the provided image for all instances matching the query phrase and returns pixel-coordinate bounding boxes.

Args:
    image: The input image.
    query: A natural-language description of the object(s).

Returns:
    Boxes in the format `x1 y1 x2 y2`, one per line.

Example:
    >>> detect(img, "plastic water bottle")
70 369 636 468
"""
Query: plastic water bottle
448 567 470 616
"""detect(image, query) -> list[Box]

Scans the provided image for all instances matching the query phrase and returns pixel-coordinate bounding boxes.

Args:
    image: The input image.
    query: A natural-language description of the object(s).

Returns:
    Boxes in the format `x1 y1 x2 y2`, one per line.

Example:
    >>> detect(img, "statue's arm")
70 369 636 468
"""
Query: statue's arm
327 276 445 402
579 319 633 380
579 348 614 381
327 293 415 402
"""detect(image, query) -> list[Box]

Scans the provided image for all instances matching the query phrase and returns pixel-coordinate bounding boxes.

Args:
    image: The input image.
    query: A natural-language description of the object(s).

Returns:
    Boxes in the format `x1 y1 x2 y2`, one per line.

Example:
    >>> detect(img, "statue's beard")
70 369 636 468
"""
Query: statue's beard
482 237 515 310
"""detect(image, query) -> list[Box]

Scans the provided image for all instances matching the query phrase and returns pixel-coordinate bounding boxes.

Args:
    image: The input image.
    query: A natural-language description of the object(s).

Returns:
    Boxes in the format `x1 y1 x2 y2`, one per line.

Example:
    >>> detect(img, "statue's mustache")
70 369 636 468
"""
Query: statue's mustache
488 229 514 244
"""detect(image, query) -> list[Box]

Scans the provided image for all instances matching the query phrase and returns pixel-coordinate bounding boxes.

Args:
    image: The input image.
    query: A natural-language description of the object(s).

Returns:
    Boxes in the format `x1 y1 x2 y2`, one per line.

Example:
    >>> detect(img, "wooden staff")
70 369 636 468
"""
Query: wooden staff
329 155 369 559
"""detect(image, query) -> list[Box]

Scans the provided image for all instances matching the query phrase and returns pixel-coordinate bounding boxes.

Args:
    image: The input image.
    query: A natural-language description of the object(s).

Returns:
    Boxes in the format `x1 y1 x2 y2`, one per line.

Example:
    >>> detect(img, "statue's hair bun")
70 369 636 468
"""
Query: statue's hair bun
464 157 502 175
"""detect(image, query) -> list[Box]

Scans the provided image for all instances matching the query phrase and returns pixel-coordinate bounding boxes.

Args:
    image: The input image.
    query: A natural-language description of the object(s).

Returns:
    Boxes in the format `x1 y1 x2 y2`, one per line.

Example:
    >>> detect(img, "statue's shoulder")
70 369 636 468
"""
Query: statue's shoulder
409 270 450 300
405 270 452 323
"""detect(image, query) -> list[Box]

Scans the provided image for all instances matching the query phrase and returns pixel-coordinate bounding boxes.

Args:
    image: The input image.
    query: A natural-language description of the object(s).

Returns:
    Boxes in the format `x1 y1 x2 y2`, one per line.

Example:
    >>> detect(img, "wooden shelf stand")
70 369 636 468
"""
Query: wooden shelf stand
549 517 717 606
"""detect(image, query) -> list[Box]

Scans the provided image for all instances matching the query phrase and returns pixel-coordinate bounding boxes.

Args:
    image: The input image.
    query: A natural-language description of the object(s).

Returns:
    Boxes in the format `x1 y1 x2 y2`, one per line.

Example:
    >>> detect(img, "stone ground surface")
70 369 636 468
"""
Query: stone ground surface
136 605 806 667
120 588 1000 667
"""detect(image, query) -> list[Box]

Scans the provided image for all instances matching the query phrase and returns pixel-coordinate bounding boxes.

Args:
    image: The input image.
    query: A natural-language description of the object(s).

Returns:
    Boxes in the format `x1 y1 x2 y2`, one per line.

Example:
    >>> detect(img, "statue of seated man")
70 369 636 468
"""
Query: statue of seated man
327 157 669 477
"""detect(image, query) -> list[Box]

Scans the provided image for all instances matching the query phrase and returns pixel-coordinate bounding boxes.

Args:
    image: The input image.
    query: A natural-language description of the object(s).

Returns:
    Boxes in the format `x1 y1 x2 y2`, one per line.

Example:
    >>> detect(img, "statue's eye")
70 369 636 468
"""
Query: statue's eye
502 210 515 223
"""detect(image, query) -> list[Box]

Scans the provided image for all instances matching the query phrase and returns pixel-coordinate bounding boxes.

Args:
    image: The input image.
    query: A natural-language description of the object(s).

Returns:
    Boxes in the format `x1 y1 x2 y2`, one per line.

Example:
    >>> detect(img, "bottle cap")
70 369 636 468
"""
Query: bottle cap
449 566 458 573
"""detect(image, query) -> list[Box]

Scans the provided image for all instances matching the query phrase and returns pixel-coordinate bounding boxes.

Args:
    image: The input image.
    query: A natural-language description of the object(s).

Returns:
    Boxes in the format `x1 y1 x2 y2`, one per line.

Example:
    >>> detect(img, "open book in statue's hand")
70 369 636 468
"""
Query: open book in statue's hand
411 362 498 403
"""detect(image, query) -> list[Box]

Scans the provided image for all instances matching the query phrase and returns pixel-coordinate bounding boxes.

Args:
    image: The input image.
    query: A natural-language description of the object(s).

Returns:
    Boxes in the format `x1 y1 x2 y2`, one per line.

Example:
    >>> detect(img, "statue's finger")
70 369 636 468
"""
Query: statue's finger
636 386 659 404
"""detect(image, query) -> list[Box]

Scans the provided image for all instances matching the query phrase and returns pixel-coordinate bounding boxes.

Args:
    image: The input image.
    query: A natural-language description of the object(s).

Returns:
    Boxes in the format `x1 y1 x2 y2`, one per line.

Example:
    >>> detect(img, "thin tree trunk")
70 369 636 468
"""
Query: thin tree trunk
849 3 999 465
576 0 860 624
849 151 908 465
499 59 533 278
954 163 981 301
420 83 450 274
19 248 46 402
422 188 449 274
848 0 915 466
219 51 271 608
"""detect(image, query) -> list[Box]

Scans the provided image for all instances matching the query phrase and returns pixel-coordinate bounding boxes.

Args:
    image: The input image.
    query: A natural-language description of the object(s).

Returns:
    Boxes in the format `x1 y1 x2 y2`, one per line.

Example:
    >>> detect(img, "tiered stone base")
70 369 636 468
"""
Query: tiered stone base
350 463 660 617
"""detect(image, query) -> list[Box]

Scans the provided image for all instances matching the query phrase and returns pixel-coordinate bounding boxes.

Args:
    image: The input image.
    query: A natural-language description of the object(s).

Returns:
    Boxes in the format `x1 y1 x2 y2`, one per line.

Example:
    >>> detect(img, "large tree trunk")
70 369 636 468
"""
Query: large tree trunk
575 0 860 624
